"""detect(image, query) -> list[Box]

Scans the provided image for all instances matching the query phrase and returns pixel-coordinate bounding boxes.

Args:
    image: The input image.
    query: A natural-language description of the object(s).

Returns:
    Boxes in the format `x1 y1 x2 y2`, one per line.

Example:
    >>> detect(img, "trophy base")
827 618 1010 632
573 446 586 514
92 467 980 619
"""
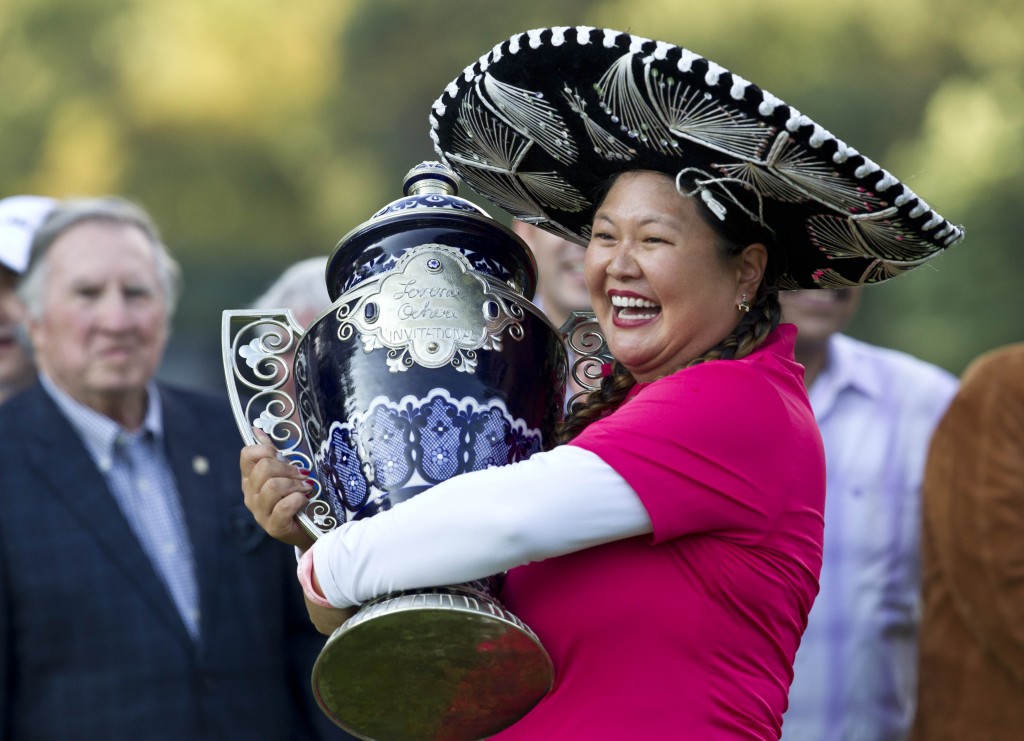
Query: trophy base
312 585 553 741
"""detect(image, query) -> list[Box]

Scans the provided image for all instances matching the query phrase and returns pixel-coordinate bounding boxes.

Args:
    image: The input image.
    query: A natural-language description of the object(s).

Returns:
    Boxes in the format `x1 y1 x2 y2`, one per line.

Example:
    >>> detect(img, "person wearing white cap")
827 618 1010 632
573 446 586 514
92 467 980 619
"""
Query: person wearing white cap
0 195 56 404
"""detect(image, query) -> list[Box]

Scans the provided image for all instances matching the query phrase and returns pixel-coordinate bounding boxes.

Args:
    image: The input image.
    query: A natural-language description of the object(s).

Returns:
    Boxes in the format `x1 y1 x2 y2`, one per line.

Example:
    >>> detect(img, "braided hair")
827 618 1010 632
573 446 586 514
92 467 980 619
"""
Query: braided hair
556 175 784 445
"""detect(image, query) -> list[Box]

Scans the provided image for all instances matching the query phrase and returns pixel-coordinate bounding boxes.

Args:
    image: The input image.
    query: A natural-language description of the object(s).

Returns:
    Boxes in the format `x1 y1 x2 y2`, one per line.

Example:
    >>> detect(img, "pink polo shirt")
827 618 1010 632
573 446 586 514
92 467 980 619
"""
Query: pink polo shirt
497 324 825 739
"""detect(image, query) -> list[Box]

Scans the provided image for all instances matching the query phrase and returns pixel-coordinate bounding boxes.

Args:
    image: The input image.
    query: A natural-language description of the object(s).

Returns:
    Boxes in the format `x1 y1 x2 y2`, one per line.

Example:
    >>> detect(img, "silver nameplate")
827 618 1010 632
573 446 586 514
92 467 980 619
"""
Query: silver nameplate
336 244 527 372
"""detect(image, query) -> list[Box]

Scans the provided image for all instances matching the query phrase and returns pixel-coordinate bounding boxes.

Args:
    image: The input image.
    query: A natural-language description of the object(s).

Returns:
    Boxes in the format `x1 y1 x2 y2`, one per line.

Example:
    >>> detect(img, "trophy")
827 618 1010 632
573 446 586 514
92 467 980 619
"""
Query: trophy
223 162 608 741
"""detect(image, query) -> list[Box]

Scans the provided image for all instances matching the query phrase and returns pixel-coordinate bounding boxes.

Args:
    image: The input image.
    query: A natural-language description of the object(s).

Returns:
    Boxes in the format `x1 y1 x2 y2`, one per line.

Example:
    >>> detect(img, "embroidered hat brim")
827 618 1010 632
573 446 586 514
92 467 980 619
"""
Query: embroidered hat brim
429 26 964 289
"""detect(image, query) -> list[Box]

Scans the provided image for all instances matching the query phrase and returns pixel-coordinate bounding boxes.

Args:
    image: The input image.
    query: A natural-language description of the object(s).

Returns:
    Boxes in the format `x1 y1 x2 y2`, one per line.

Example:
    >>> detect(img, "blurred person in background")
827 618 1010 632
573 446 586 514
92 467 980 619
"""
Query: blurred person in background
0 195 55 404
251 255 333 330
511 220 590 331
781 287 958 741
910 343 1024 741
512 220 592 404
0 196 331 740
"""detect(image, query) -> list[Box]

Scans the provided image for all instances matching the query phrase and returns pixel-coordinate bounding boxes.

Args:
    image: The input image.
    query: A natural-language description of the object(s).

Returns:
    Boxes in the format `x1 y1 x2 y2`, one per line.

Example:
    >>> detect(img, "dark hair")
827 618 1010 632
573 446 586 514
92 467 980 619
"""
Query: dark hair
557 172 783 444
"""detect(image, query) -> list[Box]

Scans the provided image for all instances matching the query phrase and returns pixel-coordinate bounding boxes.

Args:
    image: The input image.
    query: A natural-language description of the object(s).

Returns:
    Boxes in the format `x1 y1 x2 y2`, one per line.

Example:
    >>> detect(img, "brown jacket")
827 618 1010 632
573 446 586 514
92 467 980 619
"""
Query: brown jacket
911 344 1024 741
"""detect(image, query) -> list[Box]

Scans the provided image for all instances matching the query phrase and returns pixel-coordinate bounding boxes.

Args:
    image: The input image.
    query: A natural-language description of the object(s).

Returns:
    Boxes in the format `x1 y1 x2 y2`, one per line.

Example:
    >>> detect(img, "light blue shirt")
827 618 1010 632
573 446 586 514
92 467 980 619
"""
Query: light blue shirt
39 374 200 639
782 334 958 741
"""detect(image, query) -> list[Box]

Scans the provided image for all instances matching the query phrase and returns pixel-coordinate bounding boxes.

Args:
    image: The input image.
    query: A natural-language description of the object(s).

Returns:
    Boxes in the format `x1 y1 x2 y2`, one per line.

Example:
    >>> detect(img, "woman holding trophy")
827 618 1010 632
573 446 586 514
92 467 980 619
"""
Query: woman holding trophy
241 27 963 739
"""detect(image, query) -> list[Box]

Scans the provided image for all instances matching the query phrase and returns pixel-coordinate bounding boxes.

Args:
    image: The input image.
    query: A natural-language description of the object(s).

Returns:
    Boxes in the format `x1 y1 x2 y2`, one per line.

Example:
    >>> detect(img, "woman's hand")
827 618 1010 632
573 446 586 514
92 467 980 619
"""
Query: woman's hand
297 548 357 634
304 595 357 635
240 427 316 551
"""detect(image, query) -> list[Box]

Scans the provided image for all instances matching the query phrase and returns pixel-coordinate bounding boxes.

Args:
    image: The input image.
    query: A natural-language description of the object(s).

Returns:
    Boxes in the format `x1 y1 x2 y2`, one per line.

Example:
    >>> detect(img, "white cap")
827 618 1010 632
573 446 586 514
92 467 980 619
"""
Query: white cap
0 195 58 273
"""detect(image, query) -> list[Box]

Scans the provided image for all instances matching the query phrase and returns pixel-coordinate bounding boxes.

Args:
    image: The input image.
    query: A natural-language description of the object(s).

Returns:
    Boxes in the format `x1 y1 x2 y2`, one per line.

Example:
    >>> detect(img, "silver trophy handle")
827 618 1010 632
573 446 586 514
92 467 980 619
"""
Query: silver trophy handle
221 309 334 539
558 310 611 412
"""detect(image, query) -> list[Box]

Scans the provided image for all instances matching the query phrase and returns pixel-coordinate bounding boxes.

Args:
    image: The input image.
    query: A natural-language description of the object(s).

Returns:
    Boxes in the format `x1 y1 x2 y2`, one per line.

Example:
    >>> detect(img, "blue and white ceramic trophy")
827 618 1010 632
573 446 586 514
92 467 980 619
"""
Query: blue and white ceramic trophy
222 162 607 741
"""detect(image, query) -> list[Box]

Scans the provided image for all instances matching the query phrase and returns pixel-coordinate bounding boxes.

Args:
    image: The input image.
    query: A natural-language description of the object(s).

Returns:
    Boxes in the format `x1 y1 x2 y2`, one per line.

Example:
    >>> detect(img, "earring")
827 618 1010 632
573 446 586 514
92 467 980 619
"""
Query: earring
737 293 751 313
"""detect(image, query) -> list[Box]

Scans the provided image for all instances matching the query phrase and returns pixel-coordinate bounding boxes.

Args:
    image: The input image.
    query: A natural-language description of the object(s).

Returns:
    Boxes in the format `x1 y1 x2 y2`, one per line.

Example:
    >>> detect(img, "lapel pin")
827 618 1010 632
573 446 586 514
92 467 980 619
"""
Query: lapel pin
192 456 209 475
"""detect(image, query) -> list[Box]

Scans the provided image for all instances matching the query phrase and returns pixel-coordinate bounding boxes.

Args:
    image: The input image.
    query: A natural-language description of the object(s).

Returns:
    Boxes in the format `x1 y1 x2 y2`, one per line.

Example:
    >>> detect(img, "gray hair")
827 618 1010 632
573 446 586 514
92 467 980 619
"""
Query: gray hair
250 256 331 322
17 196 183 319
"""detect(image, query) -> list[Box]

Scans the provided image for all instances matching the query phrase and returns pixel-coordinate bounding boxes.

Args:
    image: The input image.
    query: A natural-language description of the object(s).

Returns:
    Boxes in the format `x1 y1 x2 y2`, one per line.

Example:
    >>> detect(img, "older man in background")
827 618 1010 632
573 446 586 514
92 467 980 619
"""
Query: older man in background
0 195 55 404
0 196 333 740
781 287 958 741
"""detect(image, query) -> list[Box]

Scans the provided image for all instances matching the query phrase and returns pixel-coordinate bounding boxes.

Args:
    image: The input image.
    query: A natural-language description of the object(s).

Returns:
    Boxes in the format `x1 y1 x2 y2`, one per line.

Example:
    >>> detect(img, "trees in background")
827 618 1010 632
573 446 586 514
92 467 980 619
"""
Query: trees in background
1 0 1020 385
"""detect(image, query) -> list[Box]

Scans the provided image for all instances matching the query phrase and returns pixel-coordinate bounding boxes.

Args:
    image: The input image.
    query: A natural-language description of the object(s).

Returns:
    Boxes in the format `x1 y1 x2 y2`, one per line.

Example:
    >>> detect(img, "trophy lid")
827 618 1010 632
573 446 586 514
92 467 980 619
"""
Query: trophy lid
372 161 491 219
325 161 538 301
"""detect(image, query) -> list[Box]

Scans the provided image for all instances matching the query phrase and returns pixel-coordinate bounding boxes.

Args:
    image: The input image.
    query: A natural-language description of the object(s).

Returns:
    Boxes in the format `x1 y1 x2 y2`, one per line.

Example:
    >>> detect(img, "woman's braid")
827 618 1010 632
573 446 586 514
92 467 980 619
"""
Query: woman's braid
555 363 636 445
688 286 781 367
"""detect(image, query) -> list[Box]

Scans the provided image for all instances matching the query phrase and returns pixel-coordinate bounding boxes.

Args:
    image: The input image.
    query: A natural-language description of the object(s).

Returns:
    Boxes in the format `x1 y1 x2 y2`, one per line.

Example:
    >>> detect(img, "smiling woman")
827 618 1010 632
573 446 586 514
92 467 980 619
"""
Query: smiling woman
241 26 965 740
558 166 785 442
586 170 771 379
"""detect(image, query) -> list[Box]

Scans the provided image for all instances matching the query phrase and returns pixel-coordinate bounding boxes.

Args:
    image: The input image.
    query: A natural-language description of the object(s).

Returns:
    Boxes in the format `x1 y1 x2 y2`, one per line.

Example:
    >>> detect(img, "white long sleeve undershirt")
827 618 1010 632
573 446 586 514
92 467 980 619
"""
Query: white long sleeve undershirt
312 445 652 608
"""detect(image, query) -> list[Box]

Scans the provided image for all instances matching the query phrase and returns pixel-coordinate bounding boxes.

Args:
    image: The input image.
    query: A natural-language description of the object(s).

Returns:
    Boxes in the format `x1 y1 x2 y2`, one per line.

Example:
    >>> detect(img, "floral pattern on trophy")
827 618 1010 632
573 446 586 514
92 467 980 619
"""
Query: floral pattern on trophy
314 390 544 522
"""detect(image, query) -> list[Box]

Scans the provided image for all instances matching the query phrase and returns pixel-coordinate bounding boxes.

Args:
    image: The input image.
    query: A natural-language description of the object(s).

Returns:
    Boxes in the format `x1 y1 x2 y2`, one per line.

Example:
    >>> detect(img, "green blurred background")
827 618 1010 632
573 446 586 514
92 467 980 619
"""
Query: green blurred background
2 0 1021 392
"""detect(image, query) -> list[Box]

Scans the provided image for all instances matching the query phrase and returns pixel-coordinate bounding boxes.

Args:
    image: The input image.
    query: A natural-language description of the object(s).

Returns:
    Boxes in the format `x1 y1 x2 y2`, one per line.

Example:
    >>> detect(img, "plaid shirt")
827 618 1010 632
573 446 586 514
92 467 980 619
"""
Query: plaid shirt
39 373 200 639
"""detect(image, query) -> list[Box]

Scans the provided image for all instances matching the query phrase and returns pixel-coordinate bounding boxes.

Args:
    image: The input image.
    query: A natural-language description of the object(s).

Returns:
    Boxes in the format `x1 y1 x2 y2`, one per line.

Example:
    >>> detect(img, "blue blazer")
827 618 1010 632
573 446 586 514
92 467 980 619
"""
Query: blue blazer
0 382 341 740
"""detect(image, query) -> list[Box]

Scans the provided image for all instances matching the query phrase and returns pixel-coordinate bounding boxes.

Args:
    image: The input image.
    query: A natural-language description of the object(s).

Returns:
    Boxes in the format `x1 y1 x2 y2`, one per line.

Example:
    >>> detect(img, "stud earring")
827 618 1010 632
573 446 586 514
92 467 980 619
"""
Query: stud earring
737 294 751 313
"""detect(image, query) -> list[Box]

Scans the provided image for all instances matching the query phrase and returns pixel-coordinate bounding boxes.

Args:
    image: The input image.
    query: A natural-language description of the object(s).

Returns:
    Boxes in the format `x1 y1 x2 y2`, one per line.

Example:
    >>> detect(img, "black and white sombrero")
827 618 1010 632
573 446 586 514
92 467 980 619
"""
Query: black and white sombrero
429 26 965 289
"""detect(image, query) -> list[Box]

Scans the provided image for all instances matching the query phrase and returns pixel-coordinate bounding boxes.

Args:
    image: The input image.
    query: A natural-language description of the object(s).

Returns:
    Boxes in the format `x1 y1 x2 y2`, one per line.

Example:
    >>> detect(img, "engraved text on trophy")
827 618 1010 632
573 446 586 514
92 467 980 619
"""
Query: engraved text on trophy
338 244 526 372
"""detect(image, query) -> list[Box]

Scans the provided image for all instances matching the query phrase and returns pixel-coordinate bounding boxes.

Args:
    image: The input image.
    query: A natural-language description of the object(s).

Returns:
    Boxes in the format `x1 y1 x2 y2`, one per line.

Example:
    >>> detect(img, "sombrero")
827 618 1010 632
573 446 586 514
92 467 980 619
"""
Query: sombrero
429 26 964 289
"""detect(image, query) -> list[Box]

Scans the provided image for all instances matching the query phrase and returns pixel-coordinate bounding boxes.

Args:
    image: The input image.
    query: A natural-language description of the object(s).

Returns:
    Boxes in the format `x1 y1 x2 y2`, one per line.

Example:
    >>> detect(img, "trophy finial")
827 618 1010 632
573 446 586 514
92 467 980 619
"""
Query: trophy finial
403 160 460 197
327 160 536 302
